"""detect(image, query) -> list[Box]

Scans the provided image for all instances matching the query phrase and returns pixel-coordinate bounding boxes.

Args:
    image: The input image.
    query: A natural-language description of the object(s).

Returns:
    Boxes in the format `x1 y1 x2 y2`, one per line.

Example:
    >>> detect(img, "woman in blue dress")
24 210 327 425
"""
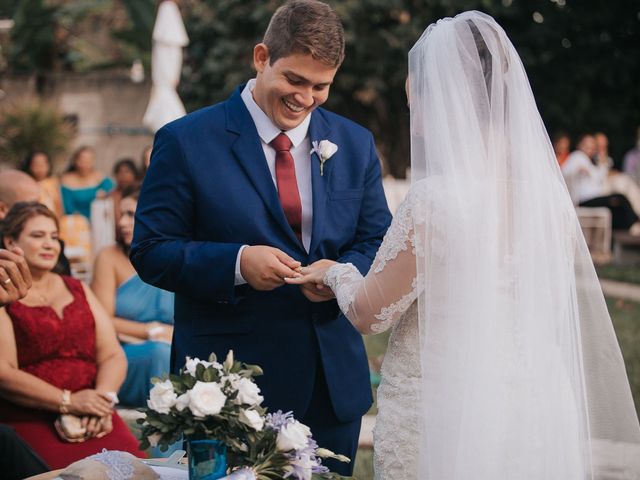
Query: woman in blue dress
91 186 174 407
60 146 114 219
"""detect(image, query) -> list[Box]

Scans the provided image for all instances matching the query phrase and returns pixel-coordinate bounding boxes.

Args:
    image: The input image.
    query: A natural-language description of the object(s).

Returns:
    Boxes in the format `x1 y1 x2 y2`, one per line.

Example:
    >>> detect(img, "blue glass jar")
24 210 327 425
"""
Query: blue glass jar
187 438 227 480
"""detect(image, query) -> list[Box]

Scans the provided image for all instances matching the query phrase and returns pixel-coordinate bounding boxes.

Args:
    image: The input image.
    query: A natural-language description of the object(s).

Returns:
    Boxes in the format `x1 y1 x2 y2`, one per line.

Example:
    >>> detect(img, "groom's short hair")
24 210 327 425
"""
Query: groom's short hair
263 0 345 68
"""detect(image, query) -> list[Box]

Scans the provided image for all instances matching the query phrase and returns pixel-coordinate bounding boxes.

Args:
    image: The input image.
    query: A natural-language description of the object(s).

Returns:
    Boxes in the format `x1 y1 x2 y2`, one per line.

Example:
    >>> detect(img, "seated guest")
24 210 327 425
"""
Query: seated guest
594 132 614 168
0 202 144 469
562 133 640 234
623 126 640 186
60 146 114 220
0 170 40 218
553 132 571 167
22 150 64 217
0 170 71 275
110 159 140 224
92 187 174 407
598 131 640 215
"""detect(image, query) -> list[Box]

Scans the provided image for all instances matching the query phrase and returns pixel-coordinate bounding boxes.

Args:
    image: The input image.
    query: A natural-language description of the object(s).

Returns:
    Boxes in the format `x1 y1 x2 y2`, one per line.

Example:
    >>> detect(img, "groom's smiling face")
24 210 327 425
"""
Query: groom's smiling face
252 44 338 131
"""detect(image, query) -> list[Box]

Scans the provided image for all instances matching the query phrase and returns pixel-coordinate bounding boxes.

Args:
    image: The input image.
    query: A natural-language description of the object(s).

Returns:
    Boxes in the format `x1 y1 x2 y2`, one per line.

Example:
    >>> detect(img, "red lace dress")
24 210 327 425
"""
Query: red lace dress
0 275 145 469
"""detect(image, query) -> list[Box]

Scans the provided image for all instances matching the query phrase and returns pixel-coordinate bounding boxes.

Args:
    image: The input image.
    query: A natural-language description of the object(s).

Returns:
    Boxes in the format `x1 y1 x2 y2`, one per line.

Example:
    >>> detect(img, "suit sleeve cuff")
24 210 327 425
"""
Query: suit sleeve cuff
234 245 249 285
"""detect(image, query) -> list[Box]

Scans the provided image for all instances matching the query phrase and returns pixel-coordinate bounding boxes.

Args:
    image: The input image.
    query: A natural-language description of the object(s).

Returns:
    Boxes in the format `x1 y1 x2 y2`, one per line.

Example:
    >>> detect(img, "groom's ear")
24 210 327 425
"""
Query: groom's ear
253 43 271 73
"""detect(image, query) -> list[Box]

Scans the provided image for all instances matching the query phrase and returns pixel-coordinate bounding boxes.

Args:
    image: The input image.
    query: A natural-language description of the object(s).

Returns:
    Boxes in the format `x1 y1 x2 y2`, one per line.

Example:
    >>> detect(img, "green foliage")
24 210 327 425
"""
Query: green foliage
180 0 640 176
180 0 277 111
8 0 58 74
0 101 74 167
111 0 155 69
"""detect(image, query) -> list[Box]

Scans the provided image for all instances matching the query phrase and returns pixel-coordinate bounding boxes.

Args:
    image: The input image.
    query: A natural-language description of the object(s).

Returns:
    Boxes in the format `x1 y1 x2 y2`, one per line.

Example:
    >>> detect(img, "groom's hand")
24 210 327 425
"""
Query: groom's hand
240 246 301 291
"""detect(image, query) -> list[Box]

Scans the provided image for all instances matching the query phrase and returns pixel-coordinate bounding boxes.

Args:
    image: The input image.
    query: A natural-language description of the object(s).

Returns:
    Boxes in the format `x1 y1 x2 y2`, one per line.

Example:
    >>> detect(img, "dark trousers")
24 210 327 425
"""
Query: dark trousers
0 424 49 480
580 194 639 230
300 362 362 476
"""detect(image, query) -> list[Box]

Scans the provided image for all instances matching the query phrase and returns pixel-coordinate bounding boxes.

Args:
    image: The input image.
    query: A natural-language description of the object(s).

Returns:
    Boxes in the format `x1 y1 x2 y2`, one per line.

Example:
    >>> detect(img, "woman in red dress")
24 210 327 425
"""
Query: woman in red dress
0 202 145 469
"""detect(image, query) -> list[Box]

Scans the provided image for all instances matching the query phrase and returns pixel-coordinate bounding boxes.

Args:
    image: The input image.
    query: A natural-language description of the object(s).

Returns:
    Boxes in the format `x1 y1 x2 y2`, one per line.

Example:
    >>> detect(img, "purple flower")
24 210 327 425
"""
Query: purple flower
265 410 295 430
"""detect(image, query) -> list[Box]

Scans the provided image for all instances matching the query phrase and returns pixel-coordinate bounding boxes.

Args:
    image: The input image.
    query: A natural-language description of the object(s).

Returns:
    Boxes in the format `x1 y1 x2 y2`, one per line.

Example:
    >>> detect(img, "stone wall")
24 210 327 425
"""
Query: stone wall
0 71 155 175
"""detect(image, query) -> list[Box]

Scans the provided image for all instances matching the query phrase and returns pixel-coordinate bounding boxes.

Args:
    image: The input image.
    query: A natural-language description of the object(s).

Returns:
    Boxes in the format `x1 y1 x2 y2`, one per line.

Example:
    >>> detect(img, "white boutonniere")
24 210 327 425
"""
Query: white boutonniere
311 140 338 176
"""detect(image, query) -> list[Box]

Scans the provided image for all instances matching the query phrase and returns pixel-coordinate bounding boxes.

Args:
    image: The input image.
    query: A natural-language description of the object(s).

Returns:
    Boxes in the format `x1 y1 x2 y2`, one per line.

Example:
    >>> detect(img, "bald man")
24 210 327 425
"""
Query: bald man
0 169 40 219
0 169 70 298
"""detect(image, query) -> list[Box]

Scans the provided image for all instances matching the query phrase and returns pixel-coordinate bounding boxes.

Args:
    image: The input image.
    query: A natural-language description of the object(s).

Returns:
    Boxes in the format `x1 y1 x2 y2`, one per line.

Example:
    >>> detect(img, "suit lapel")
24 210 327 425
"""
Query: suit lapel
226 89 301 247
308 110 332 256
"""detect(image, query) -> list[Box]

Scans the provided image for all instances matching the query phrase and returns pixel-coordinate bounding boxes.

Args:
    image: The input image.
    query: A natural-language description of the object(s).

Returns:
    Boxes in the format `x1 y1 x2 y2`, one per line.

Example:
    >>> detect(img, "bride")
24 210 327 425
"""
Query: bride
287 11 640 480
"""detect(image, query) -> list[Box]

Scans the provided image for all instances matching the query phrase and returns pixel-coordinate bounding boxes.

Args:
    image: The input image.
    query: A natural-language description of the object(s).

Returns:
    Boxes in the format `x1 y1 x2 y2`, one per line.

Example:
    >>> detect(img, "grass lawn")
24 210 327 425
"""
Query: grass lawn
608 297 640 416
597 264 640 285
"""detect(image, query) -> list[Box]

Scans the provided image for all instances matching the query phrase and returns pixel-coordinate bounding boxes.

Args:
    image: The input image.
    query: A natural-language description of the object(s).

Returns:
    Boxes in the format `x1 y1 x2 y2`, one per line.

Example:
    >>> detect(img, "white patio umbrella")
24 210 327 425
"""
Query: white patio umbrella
143 0 189 132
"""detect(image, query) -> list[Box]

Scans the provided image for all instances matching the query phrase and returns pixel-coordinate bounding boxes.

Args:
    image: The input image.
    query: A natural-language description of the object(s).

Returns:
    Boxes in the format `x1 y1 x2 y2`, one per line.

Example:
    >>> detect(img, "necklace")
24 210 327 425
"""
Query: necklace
30 275 52 305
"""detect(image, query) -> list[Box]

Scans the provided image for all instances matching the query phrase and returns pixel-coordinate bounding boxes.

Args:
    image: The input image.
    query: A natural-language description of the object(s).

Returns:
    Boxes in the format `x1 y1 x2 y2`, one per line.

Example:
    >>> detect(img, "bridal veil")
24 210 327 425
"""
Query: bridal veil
409 11 640 479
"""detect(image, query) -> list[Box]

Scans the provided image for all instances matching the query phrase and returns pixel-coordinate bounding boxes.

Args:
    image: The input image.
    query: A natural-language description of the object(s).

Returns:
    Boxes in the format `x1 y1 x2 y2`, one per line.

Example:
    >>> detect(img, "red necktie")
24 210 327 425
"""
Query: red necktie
271 133 302 242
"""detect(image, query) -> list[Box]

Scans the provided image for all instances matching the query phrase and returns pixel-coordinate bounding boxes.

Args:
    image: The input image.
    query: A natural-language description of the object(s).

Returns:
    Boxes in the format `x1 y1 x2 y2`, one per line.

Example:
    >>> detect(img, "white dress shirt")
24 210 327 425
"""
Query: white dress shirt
234 79 313 284
561 150 608 204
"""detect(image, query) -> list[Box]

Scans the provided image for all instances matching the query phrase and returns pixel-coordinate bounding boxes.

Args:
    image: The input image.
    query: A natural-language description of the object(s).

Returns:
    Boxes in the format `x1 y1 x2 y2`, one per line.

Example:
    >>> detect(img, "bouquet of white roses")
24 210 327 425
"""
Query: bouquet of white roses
138 351 265 454
137 351 352 480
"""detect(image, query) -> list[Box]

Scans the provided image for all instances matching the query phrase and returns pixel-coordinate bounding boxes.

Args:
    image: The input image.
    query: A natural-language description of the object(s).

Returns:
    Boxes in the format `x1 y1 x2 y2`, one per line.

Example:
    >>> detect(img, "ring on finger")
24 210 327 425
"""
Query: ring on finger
3 277 11 285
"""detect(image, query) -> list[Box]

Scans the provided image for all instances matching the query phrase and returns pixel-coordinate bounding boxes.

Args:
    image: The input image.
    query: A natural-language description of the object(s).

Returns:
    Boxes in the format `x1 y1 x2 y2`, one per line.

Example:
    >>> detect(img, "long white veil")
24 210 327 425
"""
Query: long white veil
409 11 640 479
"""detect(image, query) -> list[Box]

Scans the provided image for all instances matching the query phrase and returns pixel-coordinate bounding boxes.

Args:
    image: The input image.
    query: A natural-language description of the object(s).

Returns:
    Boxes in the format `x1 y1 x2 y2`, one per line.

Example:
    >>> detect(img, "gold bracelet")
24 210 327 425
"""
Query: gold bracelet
59 389 71 414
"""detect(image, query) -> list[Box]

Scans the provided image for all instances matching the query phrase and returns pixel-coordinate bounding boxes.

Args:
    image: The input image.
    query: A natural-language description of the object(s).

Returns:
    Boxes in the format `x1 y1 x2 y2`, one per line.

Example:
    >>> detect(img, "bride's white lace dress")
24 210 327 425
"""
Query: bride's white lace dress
325 184 426 479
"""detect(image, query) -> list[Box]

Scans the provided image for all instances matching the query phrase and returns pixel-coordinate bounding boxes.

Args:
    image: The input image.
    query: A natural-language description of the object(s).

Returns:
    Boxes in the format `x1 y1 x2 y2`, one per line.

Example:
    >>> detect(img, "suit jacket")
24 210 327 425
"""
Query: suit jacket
131 86 392 422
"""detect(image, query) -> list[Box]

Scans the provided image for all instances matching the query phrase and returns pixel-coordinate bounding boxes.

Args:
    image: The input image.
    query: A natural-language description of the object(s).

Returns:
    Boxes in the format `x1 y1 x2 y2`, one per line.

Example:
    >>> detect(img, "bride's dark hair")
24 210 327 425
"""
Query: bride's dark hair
466 19 510 98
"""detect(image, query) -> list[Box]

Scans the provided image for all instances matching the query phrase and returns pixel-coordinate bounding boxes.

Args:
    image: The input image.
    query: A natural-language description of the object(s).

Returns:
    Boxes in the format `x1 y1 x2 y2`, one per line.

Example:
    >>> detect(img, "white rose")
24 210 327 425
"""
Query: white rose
276 420 312 452
318 140 338 160
188 381 226 417
232 377 264 406
238 409 264 431
184 357 200 376
185 357 222 376
147 379 177 414
175 392 190 412
147 433 162 448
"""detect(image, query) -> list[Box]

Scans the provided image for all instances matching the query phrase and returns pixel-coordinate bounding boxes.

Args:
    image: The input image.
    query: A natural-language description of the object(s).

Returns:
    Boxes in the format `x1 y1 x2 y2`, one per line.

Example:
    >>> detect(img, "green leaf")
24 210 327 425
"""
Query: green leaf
202 367 215 383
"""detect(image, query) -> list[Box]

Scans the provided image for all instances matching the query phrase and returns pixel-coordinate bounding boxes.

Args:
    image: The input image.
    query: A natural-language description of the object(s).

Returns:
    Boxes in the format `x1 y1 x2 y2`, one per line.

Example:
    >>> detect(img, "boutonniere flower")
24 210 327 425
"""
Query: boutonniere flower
311 140 338 176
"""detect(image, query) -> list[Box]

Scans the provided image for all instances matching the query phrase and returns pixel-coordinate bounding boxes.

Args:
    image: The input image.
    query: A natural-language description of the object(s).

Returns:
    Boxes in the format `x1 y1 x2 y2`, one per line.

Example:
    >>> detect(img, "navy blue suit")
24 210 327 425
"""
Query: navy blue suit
131 86 391 472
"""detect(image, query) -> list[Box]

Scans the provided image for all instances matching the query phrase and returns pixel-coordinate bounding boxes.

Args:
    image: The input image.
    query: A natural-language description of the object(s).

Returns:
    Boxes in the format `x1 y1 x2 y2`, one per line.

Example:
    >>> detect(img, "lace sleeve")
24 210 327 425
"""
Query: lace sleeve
324 188 422 334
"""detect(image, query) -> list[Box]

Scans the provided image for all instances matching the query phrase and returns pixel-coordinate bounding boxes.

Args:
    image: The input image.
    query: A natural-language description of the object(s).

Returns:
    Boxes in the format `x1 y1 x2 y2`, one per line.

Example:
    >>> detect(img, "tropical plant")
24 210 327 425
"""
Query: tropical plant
0 101 74 168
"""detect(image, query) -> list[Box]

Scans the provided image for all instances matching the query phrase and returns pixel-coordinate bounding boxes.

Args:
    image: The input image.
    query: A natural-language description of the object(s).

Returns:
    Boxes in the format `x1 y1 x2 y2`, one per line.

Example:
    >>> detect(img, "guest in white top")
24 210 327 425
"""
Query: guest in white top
562 134 640 234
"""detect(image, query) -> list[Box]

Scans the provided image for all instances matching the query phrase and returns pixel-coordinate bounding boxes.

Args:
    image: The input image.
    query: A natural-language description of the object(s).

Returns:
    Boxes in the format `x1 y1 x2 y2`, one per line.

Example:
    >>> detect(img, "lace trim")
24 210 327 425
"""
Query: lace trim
371 278 418 333
90 449 135 480
324 263 363 317
374 195 415 273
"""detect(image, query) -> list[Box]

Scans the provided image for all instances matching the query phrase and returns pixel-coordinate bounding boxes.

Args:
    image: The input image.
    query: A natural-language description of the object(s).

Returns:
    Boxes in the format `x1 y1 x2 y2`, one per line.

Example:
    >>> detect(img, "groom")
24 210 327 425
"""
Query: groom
131 0 391 472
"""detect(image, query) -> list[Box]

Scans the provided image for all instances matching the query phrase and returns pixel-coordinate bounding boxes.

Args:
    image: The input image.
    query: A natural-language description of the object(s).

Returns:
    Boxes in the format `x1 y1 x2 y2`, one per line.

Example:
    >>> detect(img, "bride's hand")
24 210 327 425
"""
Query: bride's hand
285 259 336 286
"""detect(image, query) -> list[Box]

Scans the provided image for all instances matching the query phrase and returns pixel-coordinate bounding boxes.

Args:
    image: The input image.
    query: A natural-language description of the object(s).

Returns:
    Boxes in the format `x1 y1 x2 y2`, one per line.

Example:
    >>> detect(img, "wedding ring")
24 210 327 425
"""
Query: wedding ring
3 277 11 285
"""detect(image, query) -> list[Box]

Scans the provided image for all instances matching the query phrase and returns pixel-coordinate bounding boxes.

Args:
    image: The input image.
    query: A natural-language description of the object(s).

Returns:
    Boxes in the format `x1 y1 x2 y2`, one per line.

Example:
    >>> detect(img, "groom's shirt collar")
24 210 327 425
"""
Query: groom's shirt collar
240 79 311 147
